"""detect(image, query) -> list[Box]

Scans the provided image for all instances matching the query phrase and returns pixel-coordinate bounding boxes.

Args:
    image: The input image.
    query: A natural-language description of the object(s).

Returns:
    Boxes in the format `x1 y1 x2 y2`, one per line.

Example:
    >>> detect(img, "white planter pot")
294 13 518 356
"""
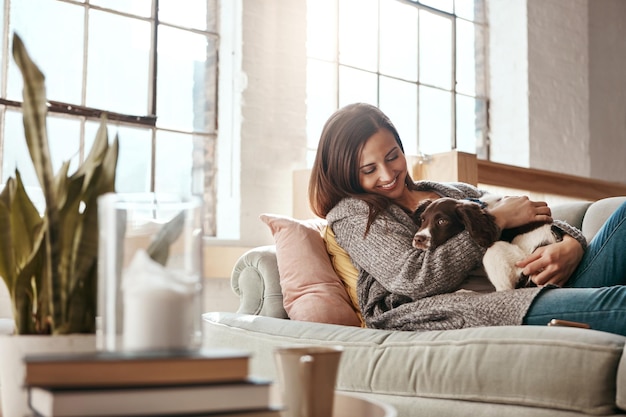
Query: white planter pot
0 334 96 417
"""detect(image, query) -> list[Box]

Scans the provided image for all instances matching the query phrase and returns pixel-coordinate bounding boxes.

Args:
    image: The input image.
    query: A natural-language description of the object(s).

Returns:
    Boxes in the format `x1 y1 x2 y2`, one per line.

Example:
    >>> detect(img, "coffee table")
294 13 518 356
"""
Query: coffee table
334 392 397 417
270 384 396 417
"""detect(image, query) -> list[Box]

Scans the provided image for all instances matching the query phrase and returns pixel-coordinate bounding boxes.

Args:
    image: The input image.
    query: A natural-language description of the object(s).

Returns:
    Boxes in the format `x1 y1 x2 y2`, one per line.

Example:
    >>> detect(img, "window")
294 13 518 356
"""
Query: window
306 0 487 164
0 0 222 236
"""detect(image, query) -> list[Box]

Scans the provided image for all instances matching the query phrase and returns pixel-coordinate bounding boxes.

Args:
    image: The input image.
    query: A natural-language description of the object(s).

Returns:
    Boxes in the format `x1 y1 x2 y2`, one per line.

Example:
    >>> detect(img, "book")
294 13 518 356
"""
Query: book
28 378 272 417
145 409 283 417
24 348 250 388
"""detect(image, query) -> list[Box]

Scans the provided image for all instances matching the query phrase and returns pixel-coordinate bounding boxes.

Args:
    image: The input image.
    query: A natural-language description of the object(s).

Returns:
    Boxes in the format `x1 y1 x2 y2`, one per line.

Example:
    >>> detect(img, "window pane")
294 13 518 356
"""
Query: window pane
419 10 452 90
420 0 454 13
90 0 151 17
3 110 37 188
0 4 4 81
379 77 418 156
456 18 485 96
338 66 377 108
338 0 378 71
307 59 337 149
457 95 487 156
307 0 338 61
419 86 452 154
3 111 80 185
8 0 84 103
455 0 485 23
155 131 193 195
380 1 418 81
47 116 82 174
160 0 216 31
157 27 215 133
86 121 152 193
87 10 151 115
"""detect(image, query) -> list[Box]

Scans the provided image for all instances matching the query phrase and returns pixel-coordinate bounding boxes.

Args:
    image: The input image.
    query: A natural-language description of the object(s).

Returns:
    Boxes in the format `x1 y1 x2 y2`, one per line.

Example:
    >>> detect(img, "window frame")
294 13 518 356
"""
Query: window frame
306 0 488 164
0 0 223 236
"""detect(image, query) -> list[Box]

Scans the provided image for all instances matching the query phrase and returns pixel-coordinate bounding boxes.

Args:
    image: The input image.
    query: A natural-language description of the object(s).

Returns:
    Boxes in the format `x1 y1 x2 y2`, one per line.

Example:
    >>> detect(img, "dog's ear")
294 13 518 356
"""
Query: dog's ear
411 199 433 226
456 202 499 248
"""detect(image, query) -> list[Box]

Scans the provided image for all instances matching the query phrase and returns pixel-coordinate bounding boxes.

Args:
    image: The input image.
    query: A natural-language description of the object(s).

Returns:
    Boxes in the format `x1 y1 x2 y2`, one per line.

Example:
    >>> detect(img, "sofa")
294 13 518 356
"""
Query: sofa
202 196 626 417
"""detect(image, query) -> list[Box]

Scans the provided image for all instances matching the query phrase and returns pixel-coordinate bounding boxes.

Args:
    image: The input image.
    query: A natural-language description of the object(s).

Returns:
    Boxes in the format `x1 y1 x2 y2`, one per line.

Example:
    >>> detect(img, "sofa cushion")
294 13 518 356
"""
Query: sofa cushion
203 312 626 416
259 214 361 327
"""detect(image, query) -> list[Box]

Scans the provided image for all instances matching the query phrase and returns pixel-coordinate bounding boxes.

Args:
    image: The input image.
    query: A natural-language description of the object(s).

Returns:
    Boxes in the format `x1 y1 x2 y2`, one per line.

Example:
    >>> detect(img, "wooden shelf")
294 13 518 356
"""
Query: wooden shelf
414 151 626 201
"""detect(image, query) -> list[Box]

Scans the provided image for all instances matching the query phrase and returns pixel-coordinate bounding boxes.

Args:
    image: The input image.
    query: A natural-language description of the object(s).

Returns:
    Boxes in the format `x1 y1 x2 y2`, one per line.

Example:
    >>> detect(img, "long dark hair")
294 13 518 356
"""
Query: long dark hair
308 103 417 228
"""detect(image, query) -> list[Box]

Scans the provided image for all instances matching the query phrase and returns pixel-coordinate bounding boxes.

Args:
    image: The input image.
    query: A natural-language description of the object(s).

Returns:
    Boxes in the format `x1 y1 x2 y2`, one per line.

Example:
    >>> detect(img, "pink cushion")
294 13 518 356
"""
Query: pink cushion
259 214 361 327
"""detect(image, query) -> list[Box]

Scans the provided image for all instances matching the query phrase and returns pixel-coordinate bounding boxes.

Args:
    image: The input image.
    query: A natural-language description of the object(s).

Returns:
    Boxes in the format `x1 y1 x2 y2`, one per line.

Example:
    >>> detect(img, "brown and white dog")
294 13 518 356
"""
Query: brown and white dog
411 197 563 291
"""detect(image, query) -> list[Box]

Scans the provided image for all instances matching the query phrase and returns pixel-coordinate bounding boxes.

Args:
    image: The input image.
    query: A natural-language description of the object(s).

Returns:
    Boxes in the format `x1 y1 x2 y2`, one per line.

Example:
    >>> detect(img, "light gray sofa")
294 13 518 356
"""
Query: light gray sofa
203 196 626 417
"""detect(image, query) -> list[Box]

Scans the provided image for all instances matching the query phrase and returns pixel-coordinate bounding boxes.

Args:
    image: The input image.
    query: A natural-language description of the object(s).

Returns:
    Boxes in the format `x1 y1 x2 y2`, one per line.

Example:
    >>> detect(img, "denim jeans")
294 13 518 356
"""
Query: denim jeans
523 201 626 335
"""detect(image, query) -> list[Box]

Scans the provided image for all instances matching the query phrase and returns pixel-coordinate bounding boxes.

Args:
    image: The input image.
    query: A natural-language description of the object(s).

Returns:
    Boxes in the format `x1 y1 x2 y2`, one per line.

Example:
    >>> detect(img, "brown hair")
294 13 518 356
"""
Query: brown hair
308 103 417 227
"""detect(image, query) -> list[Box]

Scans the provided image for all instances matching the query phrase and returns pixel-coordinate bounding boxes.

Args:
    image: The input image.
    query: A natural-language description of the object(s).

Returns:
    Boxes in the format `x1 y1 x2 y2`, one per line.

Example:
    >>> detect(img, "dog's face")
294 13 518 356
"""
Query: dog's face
412 198 466 250
411 197 499 250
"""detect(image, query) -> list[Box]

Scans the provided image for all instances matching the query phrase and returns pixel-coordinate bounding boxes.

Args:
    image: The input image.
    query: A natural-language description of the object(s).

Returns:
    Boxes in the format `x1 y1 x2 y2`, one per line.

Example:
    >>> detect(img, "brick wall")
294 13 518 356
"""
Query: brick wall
238 0 308 247
489 0 626 182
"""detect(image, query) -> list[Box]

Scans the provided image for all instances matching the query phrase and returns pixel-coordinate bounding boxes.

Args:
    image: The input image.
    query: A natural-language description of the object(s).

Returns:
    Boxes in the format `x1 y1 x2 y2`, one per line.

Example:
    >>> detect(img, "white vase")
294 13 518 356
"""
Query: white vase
0 334 96 417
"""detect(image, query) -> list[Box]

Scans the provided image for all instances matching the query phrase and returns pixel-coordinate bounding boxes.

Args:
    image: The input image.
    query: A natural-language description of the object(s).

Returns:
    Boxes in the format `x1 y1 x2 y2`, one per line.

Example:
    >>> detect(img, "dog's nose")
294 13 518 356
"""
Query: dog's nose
413 233 430 249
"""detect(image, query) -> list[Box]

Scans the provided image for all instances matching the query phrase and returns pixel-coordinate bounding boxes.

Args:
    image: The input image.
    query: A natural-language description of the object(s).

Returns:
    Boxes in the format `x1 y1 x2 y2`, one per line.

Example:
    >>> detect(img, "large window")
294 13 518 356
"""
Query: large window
306 0 487 164
0 0 220 235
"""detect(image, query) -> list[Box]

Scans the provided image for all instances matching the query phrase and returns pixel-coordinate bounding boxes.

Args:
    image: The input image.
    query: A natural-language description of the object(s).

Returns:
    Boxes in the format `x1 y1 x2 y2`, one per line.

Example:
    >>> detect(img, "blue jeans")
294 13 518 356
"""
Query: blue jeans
523 201 626 336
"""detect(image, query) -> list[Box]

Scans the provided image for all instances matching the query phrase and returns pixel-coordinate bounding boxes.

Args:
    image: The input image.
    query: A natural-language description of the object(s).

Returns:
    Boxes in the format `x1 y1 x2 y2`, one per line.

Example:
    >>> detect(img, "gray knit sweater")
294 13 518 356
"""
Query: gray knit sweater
326 181 587 331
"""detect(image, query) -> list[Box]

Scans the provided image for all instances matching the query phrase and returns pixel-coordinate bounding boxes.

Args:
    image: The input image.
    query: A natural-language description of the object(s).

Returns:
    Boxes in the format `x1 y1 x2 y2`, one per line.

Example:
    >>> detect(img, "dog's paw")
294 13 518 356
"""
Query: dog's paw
515 274 537 289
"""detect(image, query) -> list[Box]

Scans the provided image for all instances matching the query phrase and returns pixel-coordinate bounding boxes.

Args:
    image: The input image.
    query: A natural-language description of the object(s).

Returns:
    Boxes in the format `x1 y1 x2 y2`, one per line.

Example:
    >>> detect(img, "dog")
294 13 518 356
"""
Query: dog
411 197 563 291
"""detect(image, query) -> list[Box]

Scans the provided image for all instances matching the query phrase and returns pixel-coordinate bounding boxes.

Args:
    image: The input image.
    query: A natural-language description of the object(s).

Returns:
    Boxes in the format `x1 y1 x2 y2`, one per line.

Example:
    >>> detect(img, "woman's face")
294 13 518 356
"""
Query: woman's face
358 128 408 200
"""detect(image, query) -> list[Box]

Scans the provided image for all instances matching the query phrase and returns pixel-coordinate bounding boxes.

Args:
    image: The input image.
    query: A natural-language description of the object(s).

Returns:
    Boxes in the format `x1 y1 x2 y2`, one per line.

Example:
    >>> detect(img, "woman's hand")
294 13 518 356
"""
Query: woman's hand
515 235 584 287
488 196 552 230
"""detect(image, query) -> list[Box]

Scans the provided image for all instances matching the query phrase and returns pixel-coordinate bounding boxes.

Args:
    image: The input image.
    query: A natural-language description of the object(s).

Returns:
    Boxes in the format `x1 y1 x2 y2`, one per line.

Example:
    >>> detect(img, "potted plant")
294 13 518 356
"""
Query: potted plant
0 33 118 336
0 33 191 416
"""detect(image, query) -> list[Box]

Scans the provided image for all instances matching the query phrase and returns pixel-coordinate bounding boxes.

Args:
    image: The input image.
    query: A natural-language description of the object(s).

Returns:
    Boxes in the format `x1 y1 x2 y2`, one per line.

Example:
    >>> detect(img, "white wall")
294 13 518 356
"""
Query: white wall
489 0 626 182
588 1 626 181
238 0 308 247
486 0 530 166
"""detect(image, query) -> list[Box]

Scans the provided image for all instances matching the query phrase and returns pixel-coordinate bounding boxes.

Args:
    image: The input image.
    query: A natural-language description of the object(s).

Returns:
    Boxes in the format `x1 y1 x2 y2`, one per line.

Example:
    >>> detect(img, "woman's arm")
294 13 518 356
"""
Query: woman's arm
515 234 584 287
515 218 586 287
329 199 485 300
487 196 553 230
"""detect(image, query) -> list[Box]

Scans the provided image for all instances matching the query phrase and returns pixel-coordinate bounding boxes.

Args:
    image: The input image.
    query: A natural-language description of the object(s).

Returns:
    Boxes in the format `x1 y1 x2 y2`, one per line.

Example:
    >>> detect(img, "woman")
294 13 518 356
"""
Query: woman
309 102 626 335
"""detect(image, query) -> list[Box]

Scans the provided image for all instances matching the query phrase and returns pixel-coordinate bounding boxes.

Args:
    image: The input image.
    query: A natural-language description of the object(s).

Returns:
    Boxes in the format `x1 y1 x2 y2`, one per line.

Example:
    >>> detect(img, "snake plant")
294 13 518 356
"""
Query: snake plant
0 33 119 334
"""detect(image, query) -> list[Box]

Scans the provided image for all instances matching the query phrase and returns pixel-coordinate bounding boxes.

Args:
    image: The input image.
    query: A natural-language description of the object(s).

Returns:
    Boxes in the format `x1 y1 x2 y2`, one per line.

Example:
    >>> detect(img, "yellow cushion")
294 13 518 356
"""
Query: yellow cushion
323 226 365 327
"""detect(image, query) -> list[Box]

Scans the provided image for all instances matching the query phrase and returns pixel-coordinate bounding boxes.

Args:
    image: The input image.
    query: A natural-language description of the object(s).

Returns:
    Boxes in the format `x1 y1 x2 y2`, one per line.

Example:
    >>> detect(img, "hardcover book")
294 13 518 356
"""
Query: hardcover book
24 348 250 388
28 378 272 417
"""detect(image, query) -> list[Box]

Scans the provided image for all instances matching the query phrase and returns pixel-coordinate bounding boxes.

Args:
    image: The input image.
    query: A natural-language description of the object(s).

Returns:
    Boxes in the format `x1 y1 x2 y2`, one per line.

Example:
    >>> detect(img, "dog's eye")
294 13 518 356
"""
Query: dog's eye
437 218 447 226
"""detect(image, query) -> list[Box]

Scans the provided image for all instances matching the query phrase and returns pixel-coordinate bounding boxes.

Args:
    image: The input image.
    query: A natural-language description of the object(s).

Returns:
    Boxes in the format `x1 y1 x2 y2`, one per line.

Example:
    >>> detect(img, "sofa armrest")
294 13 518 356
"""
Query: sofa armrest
581 196 626 241
230 245 288 319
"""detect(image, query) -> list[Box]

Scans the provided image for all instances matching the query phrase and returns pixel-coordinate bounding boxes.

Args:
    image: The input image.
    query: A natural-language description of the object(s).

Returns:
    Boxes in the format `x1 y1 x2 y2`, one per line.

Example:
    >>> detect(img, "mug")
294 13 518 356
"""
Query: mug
274 346 343 417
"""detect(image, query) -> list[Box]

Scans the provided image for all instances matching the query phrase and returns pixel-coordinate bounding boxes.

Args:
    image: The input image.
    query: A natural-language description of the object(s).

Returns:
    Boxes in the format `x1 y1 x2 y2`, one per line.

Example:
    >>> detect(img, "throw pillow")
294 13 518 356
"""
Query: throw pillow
259 214 362 327
323 226 365 327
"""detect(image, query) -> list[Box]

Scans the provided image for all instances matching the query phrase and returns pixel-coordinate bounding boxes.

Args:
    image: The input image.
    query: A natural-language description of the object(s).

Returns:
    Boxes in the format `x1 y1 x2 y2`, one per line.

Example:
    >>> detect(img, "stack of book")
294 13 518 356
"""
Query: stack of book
23 348 280 417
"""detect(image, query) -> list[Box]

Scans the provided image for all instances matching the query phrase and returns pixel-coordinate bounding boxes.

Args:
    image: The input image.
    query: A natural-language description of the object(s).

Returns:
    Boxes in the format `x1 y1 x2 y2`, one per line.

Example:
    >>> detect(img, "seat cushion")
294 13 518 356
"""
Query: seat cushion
203 312 626 415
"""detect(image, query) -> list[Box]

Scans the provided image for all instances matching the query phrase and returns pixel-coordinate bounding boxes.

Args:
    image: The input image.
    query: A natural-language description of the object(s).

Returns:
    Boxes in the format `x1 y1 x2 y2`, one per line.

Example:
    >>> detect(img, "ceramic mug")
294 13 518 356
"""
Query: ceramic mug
274 346 343 417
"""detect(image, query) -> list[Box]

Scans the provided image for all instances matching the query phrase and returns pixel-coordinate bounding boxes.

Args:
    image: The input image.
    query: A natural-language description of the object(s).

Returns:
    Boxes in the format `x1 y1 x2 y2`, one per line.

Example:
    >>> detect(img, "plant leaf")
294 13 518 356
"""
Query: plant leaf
12 32 63 330
12 34 56 211
147 211 186 266
0 173 43 306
